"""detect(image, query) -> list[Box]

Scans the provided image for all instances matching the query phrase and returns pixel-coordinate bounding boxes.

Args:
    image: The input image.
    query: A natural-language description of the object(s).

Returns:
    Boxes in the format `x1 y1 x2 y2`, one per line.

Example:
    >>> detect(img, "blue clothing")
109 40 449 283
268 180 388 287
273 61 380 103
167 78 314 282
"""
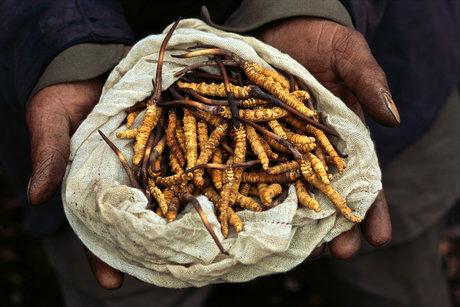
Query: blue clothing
342 0 460 165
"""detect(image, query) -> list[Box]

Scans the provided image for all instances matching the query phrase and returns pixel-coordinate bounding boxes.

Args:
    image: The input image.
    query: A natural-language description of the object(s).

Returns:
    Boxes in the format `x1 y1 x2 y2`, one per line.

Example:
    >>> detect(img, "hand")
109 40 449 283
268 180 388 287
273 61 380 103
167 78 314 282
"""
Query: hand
26 78 124 289
260 17 396 258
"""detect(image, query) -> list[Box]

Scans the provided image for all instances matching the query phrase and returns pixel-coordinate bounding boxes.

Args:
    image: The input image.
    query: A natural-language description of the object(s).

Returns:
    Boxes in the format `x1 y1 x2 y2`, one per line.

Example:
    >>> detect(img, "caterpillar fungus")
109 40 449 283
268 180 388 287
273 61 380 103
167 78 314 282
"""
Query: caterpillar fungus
101 32 363 256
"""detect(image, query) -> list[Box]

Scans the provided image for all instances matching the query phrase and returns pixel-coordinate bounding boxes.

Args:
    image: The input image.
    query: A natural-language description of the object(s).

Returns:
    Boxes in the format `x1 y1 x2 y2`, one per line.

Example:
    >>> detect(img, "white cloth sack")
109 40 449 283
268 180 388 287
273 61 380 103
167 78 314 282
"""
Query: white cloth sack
62 19 382 288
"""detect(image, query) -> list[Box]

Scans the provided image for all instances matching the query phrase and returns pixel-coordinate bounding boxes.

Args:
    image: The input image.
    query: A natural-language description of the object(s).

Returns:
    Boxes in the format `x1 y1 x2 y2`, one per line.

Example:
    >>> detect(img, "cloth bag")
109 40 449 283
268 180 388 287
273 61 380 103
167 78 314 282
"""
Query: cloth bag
62 19 382 288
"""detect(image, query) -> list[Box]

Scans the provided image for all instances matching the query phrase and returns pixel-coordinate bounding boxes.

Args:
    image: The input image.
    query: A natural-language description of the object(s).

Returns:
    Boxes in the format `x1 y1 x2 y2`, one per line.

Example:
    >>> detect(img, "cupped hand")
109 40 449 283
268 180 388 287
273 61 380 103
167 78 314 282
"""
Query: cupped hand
260 17 396 258
26 78 124 289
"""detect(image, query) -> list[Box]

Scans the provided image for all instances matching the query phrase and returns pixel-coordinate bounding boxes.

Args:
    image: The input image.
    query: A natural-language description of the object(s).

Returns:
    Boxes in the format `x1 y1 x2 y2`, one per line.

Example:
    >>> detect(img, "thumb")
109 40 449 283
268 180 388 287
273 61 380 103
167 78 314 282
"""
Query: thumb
85 247 124 289
333 32 400 127
27 92 71 205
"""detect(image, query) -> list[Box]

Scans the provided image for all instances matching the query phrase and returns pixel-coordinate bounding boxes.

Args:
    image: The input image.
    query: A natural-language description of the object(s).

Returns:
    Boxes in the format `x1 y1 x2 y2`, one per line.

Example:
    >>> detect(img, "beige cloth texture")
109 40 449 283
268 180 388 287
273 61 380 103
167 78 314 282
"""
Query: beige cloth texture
62 19 381 288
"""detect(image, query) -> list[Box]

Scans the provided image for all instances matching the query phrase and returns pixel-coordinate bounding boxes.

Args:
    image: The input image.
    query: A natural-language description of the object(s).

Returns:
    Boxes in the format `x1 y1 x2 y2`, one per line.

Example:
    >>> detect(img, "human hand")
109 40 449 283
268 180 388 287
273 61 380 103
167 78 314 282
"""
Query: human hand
260 17 397 258
26 78 124 289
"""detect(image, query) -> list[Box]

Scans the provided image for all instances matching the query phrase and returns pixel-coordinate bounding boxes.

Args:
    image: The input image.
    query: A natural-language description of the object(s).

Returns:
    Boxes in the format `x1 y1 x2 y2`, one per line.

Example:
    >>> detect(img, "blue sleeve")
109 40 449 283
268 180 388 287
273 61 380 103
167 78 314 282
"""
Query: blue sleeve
339 0 387 40
0 0 135 110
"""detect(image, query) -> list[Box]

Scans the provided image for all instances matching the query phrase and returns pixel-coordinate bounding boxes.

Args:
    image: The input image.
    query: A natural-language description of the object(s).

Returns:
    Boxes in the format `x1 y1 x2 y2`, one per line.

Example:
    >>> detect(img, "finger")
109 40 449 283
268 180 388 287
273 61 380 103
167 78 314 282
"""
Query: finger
329 224 361 259
308 243 325 259
26 95 71 205
333 32 400 127
85 248 124 289
362 190 392 246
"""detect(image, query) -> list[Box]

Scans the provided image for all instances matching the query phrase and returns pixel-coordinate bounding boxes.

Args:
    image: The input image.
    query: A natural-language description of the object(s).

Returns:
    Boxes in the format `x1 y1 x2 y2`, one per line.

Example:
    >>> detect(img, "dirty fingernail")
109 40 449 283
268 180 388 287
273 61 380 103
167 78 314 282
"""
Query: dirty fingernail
382 92 400 124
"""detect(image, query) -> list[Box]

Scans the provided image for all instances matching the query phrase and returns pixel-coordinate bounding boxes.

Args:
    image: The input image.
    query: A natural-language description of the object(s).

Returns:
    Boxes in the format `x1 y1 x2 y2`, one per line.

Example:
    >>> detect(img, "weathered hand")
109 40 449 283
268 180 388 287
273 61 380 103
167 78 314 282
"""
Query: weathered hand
261 17 396 258
26 78 124 289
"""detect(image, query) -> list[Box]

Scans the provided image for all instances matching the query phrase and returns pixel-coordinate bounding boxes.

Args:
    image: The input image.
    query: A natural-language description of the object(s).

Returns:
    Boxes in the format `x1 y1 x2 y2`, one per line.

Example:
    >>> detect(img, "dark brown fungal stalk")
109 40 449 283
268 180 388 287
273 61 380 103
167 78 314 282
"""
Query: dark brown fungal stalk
167 85 184 100
141 130 157 207
186 163 229 173
289 74 296 92
125 99 148 113
238 118 303 161
270 188 289 208
232 159 269 169
141 129 157 184
185 70 239 84
216 57 241 128
158 99 218 113
151 18 181 105
183 89 269 109
187 44 219 50
248 86 338 136
98 130 140 189
241 170 300 184
221 141 234 155
148 124 165 167
295 76 315 109
174 59 238 78
179 192 227 254
186 157 278 173
132 18 181 166
181 89 228 106
172 48 243 65
234 69 244 86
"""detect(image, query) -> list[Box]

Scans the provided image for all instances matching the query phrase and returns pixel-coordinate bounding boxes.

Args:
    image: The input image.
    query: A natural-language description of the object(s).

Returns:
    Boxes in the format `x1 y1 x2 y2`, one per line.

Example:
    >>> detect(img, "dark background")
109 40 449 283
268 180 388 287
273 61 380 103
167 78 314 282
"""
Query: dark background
2 167 460 307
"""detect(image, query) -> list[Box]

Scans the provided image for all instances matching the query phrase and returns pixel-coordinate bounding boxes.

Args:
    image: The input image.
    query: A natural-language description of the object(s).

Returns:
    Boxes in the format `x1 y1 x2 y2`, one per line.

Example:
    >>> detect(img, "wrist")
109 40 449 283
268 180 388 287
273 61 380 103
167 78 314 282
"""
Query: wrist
30 44 128 101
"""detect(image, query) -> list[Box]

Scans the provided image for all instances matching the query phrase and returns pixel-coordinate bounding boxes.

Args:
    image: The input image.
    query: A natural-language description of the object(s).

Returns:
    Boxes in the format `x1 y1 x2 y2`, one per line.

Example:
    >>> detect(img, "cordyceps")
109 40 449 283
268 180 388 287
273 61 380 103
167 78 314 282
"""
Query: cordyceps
99 21 362 255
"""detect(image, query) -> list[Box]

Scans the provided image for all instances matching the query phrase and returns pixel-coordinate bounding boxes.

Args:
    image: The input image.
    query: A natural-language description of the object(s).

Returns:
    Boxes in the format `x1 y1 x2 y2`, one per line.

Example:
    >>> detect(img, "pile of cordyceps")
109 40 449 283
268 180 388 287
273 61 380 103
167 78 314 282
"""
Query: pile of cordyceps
99 20 361 253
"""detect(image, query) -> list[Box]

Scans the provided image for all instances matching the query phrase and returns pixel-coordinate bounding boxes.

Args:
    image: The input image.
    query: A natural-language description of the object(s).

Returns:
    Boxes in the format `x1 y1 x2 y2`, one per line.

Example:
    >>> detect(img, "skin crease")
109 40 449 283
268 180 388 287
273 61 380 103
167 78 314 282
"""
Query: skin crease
26 17 395 289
